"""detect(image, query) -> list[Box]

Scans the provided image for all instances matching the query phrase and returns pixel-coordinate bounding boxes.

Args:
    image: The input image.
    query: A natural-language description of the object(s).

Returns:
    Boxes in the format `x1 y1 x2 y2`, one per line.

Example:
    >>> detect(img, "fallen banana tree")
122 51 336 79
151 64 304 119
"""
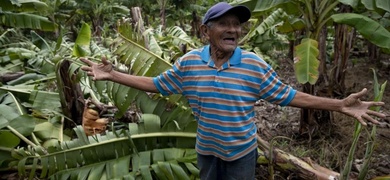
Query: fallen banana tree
80 97 341 180
256 135 340 180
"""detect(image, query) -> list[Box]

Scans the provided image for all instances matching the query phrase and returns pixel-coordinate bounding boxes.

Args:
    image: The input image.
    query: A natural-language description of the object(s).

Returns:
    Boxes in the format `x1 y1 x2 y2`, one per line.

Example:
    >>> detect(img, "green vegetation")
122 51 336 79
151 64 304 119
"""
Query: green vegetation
0 0 389 179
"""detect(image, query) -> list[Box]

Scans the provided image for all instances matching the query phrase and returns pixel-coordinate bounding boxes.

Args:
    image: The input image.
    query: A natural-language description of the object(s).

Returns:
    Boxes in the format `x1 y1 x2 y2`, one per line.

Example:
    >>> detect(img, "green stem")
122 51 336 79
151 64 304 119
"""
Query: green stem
358 125 376 179
7 125 37 147
31 132 40 145
24 132 196 158
0 147 13 152
341 122 362 180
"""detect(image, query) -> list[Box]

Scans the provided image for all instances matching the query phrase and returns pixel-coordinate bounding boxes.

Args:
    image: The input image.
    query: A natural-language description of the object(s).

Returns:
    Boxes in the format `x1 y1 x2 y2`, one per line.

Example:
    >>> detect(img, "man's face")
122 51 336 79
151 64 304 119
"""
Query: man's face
205 13 242 53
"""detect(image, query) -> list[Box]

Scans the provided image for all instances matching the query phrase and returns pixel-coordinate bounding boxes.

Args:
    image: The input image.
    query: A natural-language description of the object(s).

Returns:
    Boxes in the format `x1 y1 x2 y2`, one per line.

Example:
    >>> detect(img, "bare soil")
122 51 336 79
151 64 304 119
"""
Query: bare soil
254 57 390 179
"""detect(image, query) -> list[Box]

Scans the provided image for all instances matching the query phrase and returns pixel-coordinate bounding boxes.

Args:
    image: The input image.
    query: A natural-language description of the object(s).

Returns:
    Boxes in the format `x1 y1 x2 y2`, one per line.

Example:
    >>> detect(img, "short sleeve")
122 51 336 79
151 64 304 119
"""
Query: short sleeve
258 63 297 106
153 59 183 96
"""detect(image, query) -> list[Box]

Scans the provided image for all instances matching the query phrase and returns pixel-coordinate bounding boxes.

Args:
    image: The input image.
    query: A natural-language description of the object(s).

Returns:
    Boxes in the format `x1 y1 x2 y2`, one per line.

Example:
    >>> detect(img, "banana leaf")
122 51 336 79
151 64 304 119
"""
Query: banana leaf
14 114 197 179
293 38 320 84
331 13 390 50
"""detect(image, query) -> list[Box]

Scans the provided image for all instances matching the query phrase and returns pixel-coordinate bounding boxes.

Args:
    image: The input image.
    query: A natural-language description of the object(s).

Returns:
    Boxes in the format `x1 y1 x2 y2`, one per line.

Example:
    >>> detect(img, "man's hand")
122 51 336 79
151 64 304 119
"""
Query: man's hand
341 88 386 126
80 57 113 81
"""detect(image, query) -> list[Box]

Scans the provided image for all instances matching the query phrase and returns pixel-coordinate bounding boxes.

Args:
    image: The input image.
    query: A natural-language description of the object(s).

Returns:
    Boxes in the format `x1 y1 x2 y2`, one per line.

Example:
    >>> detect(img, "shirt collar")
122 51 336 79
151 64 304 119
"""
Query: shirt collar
201 45 242 67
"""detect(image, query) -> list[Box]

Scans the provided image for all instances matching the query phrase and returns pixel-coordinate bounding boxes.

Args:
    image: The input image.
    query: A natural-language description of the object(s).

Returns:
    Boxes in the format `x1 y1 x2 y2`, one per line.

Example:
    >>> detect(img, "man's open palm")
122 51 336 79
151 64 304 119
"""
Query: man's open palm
80 57 113 81
341 88 385 125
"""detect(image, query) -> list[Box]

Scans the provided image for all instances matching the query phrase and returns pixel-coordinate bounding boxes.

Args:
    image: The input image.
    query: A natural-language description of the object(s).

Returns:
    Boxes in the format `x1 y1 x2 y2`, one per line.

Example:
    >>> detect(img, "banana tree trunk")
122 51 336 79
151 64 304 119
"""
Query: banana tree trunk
299 83 318 139
56 60 84 128
299 26 333 135
367 40 380 66
318 26 328 85
191 11 201 38
131 7 149 48
257 135 340 180
331 5 354 94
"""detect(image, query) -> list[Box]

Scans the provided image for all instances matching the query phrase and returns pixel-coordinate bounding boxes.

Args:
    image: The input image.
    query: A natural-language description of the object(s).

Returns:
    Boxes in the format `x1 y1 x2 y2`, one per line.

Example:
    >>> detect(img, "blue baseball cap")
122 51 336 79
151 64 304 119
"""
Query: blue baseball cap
202 2 251 24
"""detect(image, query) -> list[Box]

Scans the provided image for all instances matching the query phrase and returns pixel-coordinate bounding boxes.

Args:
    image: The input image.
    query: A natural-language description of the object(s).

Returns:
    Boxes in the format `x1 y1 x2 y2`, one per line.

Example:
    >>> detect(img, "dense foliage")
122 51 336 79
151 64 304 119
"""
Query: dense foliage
0 0 389 179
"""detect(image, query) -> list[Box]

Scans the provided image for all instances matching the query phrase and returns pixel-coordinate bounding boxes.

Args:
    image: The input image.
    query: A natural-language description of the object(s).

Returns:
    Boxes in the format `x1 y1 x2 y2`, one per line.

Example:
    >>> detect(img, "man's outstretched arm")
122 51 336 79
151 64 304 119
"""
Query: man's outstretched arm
80 57 159 93
288 89 386 125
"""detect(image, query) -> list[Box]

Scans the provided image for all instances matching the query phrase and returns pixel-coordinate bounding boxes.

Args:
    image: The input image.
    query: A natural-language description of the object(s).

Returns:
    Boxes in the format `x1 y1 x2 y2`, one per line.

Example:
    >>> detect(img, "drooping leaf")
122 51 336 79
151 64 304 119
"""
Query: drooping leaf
278 17 306 33
166 26 198 49
233 0 291 13
114 34 171 77
0 12 57 31
72 23 91 57
362 0 390 12
293 38 320 84
240 8 287 43
144 28 163 57
30 31 51 51
338 0 359 9
375 0 390 12
331 13 390 50
1 0 49 12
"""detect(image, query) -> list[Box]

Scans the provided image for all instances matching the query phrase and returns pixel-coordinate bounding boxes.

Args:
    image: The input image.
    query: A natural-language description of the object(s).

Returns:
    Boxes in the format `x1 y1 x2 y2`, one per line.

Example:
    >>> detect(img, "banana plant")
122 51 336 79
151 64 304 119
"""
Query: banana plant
0 88 70 171
12 114 198 179
239 8 290 69
234 0 390 136
331 13 390 50
74 20 193 119
235 0 390 84
73 0 130 37
0 0 57 31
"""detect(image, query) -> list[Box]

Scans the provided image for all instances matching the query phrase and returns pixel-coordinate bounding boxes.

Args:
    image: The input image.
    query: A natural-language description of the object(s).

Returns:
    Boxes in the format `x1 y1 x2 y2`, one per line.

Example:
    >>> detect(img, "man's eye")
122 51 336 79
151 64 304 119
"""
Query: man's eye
219 22 227 26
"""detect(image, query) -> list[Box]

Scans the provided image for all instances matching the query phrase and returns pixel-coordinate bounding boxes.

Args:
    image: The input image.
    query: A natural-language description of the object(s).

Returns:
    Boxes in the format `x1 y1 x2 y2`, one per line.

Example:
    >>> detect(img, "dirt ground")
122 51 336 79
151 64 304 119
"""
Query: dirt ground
254 57 390 179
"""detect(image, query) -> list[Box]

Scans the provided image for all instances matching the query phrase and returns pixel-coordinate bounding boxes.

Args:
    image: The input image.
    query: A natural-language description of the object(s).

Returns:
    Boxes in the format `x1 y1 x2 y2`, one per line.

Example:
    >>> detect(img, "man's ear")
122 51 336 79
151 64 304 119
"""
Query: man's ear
200 24 209 40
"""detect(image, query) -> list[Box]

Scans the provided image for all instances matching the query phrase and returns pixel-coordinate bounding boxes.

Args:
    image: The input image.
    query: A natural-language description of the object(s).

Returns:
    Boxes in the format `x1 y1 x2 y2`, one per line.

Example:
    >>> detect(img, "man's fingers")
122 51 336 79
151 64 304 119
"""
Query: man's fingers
356 116 367 126
362 114 379 124
352 88 367 99
102 57 109 65
81 66 92 72
80 57 94 65
369 101 385 106
367 109 386 118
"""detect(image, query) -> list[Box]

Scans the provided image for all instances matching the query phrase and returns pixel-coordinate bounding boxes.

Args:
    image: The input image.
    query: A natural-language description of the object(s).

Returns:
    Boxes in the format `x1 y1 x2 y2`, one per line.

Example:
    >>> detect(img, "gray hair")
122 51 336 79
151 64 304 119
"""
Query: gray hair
206 21 214 28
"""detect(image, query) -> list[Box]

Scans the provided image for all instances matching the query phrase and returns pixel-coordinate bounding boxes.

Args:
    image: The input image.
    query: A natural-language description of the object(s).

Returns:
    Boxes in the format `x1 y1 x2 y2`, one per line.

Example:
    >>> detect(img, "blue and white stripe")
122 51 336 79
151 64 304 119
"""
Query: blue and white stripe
153 45 296 161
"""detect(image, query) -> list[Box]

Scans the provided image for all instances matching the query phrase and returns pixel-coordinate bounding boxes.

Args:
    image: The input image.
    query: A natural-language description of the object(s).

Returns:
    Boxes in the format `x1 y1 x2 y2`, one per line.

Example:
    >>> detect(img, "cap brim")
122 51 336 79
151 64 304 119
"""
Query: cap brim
204 5 251 24
226 6 251 23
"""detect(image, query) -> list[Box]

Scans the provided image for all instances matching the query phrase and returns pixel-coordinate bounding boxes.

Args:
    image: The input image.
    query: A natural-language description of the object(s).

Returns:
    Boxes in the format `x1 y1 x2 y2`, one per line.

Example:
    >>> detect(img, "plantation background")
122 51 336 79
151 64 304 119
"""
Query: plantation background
0 0 389 179
254 57 390 179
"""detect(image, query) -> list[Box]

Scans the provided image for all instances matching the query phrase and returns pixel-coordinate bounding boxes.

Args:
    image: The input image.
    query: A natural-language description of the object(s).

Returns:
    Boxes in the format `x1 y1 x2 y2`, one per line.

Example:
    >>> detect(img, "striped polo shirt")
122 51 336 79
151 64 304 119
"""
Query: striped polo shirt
153 45 297 161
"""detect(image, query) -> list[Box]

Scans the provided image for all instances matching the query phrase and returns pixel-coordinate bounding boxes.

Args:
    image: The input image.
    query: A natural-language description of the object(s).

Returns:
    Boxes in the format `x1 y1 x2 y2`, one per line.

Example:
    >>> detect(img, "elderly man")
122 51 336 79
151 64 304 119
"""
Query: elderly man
81 2 385 179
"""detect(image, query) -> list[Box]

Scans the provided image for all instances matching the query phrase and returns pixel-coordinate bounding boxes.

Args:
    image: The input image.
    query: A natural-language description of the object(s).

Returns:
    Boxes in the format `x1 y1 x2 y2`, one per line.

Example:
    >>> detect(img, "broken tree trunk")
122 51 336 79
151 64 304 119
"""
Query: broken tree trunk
56 59 85 128
257 135 340 180
130 7 149 48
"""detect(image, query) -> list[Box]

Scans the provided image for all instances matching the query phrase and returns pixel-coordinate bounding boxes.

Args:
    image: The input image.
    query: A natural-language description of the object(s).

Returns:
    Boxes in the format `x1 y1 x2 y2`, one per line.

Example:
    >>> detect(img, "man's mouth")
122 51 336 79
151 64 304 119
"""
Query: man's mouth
223 37 236 43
